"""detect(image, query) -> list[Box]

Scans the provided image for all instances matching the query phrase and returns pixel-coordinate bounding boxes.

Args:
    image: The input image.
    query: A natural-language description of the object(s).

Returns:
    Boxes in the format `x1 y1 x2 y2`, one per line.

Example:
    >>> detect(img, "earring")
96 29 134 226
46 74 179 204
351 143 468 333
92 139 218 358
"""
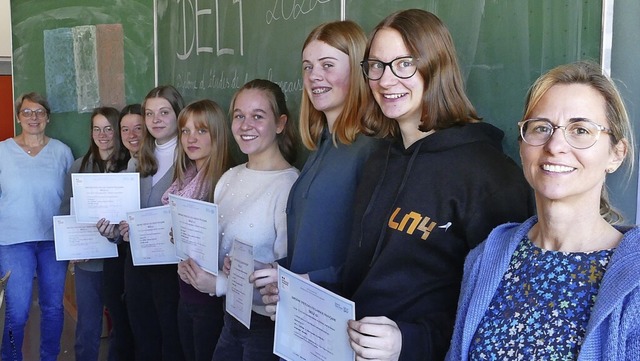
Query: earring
606 168 614 174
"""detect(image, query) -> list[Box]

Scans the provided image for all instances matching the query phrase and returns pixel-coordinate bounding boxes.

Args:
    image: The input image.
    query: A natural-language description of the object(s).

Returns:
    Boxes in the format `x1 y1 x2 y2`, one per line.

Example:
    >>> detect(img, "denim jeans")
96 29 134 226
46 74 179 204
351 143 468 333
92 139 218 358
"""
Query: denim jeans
211 312 279 361
74 267 104 361
0 241 68 361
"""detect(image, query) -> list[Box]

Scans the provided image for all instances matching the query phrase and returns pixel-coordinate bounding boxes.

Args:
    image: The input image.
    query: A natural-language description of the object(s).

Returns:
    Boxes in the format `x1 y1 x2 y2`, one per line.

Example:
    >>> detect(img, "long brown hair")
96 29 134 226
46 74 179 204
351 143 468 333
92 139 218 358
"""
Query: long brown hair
137 85 185 177
230 79 299 165
80 107 130 173
299 20 368 149
362 9 480 138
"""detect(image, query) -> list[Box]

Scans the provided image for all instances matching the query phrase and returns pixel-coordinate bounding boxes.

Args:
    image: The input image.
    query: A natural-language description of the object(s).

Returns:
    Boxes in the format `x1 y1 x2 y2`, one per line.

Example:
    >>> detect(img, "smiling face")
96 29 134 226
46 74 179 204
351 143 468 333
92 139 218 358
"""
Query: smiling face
18 99 49 135
302 40 351 127
520 83 625 206
367 28 424 127
144 97 178 144
231 88 285 163
180 115 212 170
92 114 115 160
120 113 143 154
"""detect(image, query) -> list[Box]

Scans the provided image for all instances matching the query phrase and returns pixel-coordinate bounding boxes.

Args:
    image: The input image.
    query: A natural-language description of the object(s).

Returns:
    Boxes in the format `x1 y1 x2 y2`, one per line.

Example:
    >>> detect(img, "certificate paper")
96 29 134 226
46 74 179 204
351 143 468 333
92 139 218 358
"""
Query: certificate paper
274 267 355 361
226 239 254 329
53 215 118 261
71 173 140 223
168 194 219 274
127 205 179 266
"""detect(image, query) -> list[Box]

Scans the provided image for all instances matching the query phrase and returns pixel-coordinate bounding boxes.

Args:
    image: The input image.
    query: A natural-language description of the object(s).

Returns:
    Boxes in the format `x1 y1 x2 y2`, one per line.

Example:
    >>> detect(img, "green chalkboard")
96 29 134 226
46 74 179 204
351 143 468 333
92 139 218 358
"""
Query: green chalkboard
348 0 603 160
11 0 155 158
156 0 341 126
157 0 602 165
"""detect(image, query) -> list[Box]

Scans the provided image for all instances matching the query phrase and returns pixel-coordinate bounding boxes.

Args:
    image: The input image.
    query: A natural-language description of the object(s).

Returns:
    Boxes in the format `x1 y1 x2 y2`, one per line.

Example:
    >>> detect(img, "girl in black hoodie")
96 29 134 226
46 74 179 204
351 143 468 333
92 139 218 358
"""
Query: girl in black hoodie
343 9 534 361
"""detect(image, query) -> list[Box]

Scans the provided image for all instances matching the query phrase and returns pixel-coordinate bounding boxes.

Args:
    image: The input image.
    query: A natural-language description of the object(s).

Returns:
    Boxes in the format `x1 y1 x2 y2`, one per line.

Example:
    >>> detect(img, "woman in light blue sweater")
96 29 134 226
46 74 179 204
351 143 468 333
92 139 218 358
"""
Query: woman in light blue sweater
0 92 73 361
447 61 640 360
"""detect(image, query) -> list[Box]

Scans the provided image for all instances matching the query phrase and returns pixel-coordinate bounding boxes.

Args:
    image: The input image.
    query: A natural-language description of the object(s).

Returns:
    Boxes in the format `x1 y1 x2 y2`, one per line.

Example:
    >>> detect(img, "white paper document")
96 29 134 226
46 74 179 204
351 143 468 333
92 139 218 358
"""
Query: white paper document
53 215 118 261
71 173 140 224
168 194 219 274
225 239 255 329
274 267 355 361
127 205 179 266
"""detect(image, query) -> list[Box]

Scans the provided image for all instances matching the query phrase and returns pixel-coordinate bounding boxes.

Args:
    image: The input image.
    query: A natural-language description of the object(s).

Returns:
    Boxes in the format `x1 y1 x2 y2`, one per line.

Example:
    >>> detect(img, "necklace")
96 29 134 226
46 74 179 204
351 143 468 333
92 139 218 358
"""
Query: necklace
20 138 45 155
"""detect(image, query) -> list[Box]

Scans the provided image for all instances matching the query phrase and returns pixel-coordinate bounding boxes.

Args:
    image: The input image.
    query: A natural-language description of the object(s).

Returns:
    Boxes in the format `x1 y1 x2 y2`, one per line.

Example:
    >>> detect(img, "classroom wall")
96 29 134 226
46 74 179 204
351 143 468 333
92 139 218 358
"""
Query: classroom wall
0 76 13 141
10 0 155 158
611 0 640 222
6 1 640 221
1 0 13 141
153 0 639 222
0 0 10 57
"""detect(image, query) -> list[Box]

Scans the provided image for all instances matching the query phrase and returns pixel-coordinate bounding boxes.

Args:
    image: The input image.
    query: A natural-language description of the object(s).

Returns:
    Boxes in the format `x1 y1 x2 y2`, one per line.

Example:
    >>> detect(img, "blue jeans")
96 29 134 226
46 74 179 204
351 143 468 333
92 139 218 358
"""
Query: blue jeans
211 312 278 361
0 241 68 361
74 267 104 361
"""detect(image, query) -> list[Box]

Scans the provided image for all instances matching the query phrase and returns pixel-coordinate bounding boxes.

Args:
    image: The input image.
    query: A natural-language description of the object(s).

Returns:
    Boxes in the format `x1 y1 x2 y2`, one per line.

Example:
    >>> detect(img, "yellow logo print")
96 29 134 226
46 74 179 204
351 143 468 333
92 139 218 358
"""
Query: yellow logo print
388 207 438 240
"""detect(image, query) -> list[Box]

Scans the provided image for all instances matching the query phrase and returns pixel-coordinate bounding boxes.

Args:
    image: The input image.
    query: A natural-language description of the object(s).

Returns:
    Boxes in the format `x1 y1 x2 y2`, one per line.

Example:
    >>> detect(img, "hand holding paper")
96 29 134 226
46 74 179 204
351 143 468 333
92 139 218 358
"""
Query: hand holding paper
178 258 217 294
347 316 402 361
119 221 130 242
251 268 279 321
96 218 119 239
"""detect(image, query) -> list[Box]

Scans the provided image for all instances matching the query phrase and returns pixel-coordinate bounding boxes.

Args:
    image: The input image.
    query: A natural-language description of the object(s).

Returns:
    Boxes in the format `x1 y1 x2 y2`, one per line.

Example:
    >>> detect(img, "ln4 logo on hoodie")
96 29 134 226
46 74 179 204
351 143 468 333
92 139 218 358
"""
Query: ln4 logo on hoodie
387 207 445 240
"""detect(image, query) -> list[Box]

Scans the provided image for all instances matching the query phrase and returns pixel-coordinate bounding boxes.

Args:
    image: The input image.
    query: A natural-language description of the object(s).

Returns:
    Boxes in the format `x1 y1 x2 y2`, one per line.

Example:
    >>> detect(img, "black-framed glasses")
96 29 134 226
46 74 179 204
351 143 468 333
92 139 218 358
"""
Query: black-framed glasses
518 118 613 149
19 108 47 119
360 56 418 80
92 126 114 135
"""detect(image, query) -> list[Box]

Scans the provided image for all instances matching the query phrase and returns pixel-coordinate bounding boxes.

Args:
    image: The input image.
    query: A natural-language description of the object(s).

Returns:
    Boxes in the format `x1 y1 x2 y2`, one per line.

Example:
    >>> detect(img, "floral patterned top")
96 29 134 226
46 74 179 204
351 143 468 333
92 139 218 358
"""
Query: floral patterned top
468 237 613 360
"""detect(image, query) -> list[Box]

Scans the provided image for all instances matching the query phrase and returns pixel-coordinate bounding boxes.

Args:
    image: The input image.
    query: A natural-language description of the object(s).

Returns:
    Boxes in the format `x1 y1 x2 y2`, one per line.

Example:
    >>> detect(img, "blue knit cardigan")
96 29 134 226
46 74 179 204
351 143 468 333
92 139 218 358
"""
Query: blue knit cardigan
446 216 640 361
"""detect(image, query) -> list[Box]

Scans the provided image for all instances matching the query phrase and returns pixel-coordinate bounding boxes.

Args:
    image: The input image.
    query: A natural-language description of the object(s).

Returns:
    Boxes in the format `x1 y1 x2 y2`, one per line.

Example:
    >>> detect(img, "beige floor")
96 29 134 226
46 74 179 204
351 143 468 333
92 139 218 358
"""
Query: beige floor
22 277 109 360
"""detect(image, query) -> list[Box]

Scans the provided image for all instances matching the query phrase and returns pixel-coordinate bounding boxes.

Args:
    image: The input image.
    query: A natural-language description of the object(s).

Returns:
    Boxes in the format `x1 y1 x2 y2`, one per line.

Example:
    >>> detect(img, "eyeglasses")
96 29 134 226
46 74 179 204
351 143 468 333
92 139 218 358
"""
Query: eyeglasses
518 118 613 149
19 108 47 119
360 56 418 80
92 126 114 135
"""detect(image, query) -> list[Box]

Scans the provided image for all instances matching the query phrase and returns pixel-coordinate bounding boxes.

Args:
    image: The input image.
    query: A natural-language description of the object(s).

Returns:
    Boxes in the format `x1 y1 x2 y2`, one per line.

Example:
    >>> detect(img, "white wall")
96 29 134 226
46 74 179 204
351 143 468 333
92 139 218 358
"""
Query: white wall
1 0 12 57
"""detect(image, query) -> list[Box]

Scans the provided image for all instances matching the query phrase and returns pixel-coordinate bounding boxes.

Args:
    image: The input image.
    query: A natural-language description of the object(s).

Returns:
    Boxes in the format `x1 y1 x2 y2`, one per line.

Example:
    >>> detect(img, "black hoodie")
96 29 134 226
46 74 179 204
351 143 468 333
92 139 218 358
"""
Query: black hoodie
342 122 535 361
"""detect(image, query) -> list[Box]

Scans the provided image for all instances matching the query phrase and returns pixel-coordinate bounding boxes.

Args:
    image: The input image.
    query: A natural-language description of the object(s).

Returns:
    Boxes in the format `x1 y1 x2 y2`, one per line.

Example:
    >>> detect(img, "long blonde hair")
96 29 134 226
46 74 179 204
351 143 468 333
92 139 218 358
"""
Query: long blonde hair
173 99 232 203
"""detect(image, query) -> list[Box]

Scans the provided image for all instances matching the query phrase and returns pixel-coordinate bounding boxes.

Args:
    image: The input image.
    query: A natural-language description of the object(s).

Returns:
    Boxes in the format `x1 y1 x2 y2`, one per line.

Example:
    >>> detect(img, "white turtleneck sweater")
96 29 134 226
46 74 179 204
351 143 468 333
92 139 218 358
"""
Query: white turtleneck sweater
153 136 177 185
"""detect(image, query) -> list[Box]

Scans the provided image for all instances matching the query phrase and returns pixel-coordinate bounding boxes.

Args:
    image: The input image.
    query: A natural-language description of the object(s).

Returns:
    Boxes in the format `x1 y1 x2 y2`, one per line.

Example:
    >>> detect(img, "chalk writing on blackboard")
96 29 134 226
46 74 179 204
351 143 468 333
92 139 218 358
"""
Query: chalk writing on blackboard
266 0 332 24
176 0 244 60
